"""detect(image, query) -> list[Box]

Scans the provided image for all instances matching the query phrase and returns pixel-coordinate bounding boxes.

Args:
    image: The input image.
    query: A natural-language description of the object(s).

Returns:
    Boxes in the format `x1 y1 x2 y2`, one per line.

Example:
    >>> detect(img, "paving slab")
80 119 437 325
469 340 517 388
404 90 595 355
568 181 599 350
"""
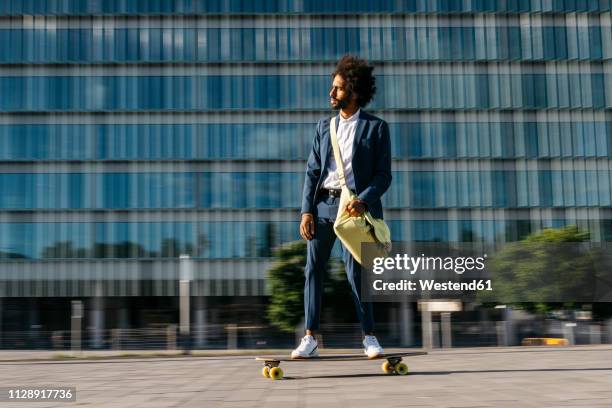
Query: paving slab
0 346 610 407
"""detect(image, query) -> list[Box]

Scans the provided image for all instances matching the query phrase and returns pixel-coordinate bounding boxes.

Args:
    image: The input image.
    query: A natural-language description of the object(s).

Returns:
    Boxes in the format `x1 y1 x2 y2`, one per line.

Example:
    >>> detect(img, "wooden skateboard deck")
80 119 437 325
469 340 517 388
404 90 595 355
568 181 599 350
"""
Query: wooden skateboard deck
256 351 426 362
256 351 427 380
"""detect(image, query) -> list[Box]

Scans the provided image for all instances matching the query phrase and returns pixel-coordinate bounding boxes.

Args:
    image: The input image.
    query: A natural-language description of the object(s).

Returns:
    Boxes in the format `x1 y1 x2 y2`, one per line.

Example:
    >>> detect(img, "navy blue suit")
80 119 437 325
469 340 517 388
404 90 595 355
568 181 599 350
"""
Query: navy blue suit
300 110 392 332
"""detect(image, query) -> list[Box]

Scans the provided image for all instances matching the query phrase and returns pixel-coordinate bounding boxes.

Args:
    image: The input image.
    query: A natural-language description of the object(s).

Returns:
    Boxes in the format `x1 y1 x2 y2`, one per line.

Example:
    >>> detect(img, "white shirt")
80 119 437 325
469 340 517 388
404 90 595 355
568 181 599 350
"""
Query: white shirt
322 109 360 190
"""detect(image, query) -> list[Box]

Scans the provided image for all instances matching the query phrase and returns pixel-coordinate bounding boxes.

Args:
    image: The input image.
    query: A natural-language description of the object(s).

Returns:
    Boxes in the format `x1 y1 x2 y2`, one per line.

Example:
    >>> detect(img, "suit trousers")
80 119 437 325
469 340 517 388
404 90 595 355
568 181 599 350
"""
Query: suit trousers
304 194 375 333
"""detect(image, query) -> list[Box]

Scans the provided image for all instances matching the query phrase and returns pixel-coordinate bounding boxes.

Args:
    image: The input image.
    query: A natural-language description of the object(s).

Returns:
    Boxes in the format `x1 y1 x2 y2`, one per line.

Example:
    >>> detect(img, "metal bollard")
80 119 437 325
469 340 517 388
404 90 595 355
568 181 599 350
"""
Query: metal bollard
496 321 507 346
589 324 601 345
71 300 82 354
167 324 177 350
227 324 237 349
421 309 433 351
51 330 63 350
563 323 576 345
431 322 440 348
441 312 452 348
111 329 120 350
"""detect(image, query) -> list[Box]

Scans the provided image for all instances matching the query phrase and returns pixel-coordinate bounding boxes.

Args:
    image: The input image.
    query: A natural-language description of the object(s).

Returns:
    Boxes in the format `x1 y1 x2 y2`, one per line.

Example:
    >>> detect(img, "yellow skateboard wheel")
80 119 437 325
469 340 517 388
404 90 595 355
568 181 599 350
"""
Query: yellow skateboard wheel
262 366 270 378
395 362 409 375
269 367 284 380
381 361 394 374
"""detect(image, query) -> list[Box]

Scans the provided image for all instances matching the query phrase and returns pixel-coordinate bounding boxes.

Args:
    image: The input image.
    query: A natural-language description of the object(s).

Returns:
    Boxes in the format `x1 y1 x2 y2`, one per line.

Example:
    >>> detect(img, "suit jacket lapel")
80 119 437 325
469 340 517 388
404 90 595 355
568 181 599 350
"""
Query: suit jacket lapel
321 116 336 172
351 111 367 164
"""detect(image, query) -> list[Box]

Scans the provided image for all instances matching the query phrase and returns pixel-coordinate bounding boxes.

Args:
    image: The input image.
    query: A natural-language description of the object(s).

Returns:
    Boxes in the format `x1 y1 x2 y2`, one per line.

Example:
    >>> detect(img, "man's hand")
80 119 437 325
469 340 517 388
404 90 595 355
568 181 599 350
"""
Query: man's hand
346 199 367 217
300 213 315 240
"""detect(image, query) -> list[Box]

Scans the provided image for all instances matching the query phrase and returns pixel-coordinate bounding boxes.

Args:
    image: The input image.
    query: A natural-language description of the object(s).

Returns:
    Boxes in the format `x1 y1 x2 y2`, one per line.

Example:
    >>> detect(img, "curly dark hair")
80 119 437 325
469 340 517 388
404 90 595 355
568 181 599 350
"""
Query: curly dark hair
332 55 377 108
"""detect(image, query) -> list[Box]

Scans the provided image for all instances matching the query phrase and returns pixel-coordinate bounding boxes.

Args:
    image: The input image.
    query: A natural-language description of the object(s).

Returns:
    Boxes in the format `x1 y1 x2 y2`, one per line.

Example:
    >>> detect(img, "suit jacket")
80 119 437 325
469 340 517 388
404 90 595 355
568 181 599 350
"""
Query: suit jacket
301 110 392 219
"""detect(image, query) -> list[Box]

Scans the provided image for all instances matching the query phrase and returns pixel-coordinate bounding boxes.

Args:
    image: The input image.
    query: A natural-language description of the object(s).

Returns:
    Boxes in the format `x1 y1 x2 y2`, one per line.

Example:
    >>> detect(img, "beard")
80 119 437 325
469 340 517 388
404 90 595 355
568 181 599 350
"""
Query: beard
331 90 353 110
331 97 349 110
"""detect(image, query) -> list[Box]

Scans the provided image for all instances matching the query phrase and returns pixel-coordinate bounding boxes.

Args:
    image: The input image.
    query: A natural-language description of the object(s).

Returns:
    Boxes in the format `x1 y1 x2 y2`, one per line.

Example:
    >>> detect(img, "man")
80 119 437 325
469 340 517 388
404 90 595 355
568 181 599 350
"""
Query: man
292 55 392 359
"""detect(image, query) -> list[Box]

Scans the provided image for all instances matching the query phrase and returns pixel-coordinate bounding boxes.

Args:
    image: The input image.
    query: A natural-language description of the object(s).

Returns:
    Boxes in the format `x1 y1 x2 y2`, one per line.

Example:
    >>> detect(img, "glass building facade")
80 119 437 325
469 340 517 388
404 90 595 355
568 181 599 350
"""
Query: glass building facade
0 2 611 312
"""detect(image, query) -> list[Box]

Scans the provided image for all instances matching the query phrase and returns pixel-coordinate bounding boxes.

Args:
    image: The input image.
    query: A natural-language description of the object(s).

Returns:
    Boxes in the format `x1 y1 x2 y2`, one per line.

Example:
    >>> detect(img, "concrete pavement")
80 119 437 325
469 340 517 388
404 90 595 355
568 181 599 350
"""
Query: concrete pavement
0 346 611 407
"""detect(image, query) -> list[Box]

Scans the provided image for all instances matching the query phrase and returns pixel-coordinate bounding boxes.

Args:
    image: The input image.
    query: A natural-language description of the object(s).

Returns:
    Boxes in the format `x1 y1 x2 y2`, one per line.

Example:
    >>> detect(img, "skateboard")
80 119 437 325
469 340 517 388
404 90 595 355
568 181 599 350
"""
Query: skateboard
256 351 427 380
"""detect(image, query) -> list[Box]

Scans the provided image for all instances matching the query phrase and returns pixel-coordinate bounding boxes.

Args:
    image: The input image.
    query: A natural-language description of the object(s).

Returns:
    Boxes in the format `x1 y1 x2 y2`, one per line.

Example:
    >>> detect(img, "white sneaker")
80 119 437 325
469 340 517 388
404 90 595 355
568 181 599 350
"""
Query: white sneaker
291 335 319 359
363 335 384 358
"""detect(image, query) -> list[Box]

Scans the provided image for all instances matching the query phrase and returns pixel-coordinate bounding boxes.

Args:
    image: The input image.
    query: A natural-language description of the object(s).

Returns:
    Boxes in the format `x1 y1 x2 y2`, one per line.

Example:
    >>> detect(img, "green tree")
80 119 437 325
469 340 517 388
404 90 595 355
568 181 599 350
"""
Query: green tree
266 241 308 332
483 225 607 315
266 241 353 332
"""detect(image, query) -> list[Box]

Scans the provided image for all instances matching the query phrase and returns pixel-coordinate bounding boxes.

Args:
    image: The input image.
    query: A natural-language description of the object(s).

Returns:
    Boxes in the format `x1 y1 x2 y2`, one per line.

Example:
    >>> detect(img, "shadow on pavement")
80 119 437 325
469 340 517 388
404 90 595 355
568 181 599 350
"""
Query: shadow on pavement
0 356 247 365
282 373 386 380
284 367 612 380
413 367 612 375
436 347 612 356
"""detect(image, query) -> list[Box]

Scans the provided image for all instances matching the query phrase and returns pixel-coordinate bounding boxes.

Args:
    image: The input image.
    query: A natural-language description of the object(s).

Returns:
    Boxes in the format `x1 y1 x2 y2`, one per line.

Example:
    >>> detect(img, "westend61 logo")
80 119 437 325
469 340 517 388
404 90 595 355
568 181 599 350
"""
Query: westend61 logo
372 254 487 275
